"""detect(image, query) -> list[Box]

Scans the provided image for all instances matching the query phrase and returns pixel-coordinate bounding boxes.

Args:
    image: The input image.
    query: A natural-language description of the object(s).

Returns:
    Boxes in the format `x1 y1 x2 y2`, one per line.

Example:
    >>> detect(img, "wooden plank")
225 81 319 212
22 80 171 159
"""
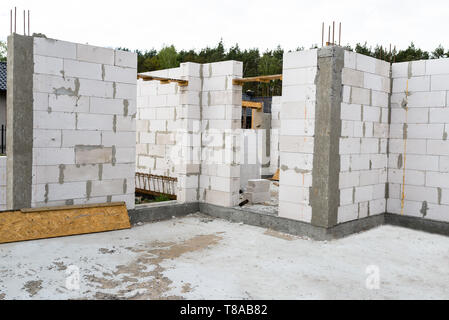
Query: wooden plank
242 100 263 109
21 202 125 213
137 74 188 87
233 74 282 86
0 203 131 244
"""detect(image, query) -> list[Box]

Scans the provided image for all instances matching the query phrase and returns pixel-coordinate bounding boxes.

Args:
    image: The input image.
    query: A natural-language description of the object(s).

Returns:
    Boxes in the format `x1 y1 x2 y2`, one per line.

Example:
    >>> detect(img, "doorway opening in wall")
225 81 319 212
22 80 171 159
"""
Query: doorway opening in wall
136 71 187 203
233 74 282 216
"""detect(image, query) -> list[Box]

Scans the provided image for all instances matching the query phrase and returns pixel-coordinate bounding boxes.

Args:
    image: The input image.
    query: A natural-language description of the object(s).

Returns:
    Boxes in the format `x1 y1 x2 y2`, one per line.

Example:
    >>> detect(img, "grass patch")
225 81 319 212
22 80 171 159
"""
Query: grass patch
135 193 174 204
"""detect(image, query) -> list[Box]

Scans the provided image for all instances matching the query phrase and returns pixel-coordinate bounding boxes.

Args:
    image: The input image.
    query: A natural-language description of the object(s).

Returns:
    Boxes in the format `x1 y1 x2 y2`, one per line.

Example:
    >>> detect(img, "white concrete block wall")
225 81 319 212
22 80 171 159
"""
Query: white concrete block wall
270 96 281 174
388 58 449 222
338 51 390 224
136 61 242 206
199 61 243 207
240 129 266 189
136 63 202 203
31 37 137 209
136 67 182 178
279 50 318 223
0 156 6 210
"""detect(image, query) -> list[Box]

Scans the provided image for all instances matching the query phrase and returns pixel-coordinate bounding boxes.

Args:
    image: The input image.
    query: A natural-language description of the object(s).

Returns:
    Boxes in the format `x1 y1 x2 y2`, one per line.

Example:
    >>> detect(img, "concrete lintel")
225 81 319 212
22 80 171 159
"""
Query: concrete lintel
6 34 34 210
310 46 344 228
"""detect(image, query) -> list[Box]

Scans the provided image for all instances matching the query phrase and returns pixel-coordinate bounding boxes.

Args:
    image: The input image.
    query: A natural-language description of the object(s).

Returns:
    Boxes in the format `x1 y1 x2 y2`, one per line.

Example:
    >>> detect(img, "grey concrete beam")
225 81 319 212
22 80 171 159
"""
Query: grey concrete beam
310 46 344 228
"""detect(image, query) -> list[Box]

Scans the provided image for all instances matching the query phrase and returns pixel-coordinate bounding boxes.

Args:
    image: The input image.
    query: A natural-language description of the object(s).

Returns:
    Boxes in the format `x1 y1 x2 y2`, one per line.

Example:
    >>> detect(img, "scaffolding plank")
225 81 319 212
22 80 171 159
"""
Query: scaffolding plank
0 202 131 244
242 100 263 109
137 74 188 86
233 74 282 86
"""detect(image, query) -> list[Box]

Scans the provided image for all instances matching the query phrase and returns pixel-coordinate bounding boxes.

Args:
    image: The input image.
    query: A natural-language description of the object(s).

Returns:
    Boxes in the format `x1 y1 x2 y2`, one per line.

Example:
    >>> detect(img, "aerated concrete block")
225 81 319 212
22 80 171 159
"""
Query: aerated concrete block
244 192 270 204
246 179 270 193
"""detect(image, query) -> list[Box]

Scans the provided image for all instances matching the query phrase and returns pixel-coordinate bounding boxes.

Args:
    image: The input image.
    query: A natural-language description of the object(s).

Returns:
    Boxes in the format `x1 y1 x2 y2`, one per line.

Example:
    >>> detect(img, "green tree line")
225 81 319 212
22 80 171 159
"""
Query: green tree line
127 41 449 97
0 41 6 62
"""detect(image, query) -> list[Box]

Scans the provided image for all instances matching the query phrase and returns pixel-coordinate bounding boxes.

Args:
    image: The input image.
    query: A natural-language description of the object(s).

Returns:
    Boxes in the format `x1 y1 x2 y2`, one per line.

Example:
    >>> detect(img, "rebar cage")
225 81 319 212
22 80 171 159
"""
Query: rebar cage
135 172 178 200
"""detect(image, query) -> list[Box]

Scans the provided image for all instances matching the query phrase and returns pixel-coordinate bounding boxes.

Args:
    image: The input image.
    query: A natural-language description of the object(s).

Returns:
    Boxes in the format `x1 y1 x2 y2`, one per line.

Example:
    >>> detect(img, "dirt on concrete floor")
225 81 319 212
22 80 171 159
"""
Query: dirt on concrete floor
0 213 448 300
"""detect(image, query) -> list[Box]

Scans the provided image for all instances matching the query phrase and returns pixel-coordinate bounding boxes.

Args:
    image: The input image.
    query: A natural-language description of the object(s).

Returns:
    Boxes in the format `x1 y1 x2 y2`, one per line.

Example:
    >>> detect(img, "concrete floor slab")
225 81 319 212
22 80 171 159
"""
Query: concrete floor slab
0 213 448 300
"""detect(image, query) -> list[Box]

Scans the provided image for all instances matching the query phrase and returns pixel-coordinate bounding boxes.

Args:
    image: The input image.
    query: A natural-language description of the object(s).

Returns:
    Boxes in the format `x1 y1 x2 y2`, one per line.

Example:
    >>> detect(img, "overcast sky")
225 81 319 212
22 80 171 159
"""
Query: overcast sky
1 0 448 54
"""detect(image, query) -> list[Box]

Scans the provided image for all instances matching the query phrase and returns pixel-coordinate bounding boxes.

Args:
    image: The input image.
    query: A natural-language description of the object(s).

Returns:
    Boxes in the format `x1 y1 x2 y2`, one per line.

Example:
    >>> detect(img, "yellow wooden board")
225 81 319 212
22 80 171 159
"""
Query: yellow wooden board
0 202 131 244
242 100 263 109
137 74 189 86
271 169 280 181
233 74 282 86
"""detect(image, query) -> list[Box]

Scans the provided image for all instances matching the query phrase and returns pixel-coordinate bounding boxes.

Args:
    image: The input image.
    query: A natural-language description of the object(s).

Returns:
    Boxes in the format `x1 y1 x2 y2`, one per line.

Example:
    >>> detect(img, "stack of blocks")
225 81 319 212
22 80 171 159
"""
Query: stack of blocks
7 34 137 210
244 179 270 204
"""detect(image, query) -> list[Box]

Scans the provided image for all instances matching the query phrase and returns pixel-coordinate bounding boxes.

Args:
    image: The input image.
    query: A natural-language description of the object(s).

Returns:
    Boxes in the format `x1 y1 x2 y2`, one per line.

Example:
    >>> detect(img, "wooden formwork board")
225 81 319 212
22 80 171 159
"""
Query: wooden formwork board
0 202 131 244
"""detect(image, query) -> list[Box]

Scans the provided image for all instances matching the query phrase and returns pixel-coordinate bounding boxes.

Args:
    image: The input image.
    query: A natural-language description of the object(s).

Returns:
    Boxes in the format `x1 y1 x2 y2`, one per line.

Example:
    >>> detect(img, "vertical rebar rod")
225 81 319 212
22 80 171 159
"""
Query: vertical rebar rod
322 22 324 47
14 7 16 33
23 10 25 35
331 22 334 44
328 26 330 45
28 10 30 36
339 22 341 46
10 10 12 34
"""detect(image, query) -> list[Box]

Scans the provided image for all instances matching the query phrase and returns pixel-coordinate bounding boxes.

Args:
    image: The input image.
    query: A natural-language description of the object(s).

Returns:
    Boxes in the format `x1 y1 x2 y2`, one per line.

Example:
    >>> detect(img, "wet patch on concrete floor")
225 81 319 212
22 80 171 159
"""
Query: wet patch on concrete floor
23 280 43 297
89 234 223 300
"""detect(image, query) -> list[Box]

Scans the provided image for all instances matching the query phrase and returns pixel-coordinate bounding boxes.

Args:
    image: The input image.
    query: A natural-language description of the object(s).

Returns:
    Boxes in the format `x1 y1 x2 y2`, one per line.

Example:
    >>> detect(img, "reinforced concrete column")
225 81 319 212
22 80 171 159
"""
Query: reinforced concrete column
6 34 34 210
310 46 344 228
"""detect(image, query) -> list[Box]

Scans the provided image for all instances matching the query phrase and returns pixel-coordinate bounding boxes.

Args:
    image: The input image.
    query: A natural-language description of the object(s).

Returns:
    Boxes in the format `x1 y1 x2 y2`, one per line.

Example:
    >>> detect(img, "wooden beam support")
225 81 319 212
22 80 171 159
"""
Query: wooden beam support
233 74 283 86
242 100 263 109
137 74 189 87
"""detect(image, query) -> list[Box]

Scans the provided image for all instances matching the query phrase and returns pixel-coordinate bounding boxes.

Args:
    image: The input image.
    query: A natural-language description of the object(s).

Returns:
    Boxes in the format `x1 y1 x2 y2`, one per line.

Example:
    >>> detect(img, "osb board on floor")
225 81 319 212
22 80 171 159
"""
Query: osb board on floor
0 202 131 244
